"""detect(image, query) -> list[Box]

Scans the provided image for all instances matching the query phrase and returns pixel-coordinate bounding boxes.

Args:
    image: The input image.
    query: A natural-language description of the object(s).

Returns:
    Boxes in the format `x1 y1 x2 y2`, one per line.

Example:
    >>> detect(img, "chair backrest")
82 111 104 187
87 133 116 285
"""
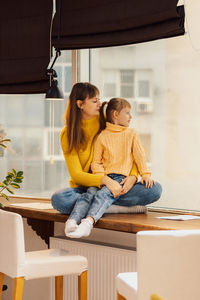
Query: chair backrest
137 230 200 300
0 209 25 277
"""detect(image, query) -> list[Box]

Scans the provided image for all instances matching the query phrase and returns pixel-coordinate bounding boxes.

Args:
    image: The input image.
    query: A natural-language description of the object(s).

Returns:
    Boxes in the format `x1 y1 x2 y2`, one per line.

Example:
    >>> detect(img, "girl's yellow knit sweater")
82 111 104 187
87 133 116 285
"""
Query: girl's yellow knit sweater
60 116 138 188
91 122 151 177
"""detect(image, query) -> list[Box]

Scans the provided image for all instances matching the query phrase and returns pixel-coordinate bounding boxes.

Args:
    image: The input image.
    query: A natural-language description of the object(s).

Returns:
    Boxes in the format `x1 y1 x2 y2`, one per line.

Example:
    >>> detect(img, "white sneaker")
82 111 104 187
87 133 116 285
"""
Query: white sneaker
67 218 93 238
64 219 78 236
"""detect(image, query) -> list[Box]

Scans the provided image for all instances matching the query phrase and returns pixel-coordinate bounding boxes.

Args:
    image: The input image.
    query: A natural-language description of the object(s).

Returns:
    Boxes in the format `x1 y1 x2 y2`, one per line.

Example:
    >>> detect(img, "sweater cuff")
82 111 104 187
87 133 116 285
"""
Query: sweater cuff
141 171 152 177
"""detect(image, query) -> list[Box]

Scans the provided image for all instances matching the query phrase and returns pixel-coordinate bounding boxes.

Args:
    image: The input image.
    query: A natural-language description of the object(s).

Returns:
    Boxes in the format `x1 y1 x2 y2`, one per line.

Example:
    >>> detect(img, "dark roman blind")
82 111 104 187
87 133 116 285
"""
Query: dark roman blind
0 0 53 94
0 0 184 94
52 0 185 50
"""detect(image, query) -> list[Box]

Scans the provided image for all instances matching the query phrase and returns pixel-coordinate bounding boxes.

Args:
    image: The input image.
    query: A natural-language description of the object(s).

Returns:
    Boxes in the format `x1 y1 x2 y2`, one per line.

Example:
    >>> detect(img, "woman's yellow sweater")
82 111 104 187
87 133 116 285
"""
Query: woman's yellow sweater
60 116 138 188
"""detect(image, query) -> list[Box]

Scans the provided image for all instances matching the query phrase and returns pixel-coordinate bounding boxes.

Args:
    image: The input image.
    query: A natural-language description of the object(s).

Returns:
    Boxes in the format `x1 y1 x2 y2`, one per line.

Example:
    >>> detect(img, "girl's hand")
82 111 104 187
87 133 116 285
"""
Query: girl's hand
141 175 155 189
101 176 123 198
120 175 137 195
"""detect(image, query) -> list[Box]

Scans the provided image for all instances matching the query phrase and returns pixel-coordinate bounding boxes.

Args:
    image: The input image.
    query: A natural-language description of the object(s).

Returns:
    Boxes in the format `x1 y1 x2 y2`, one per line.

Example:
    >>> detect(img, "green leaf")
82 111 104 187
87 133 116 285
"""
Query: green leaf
0 182 4 187
0 144 6 148
12 169 17 176
5 187 14 194
0 203 3 208
8 172 14 177
1 193 9 201
2 139 11 142
13 178 22 183
6 174 13 178
17 171 23 177
10 183 20 189
3 180 8 186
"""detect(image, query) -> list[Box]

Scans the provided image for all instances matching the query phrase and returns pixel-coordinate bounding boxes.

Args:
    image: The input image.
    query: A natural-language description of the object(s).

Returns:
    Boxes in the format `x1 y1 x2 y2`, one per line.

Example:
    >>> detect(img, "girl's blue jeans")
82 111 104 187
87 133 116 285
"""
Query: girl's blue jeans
51 174 162 224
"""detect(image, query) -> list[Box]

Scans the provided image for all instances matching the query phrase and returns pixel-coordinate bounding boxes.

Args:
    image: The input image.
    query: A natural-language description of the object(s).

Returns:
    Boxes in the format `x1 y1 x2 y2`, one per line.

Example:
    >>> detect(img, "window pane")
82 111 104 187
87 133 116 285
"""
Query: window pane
54 66 62 87
120 70 134 83
25 95 44 126
4 96 24 126
64 66 72 93
0 50 72 197
103 83 116 97
120 86 134 98
102 70 117 97
138 80 150 97
78 33 200 212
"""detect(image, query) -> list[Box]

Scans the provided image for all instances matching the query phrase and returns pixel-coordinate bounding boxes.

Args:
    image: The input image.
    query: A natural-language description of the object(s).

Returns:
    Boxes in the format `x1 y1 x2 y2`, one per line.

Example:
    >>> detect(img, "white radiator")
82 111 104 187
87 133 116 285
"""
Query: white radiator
50 237 136 300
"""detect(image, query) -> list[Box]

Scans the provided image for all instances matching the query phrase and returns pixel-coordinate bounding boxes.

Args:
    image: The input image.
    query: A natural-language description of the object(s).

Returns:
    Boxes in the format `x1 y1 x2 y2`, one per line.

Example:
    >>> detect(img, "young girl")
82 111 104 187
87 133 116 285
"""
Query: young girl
67 97 159 238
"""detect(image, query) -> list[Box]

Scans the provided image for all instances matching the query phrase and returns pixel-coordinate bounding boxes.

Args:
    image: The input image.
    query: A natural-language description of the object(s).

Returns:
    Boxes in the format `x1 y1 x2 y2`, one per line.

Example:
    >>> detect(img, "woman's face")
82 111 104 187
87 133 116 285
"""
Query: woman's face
79 94 101 119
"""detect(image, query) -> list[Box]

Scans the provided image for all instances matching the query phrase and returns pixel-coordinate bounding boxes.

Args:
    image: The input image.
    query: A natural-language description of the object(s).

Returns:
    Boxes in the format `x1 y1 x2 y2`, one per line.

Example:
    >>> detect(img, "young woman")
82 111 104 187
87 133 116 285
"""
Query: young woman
51 83 162 234
66 98 160 238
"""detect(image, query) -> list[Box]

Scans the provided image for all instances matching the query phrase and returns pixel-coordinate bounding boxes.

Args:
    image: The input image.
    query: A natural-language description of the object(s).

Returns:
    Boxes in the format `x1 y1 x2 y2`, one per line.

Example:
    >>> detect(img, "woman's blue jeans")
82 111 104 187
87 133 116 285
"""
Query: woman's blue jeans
51 174 162 223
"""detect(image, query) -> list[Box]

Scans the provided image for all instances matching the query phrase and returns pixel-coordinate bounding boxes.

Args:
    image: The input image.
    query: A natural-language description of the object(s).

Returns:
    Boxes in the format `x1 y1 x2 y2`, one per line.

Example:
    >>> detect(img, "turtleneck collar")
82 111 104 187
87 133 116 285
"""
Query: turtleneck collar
106 122 127 132
81 115 99 126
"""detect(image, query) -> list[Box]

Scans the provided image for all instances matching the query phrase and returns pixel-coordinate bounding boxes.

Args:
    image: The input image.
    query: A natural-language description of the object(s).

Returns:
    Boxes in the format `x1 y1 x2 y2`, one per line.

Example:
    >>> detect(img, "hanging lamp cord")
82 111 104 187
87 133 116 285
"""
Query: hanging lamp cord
56 0 62 55
47 0 62 76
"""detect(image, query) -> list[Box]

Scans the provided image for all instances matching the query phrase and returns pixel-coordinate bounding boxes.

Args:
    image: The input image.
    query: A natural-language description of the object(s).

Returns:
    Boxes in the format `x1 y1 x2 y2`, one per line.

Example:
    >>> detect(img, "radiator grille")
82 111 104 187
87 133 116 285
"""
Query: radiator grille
50 237 136 300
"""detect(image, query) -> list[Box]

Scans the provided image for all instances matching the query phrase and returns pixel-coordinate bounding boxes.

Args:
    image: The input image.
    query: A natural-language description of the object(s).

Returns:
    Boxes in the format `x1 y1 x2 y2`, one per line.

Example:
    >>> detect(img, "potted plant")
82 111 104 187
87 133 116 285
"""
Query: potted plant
0 127 24 207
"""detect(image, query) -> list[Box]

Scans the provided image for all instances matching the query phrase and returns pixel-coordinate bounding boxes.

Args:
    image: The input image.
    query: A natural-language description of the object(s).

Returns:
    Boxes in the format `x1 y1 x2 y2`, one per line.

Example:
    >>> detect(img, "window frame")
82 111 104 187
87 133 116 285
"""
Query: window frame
5 49 200 216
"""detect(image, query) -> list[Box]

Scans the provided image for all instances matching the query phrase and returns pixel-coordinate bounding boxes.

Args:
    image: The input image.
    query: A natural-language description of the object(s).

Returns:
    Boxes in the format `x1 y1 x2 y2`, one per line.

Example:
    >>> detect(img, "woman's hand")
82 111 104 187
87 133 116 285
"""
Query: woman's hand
101 176 123 198
120 175 137 195
141 175 155 189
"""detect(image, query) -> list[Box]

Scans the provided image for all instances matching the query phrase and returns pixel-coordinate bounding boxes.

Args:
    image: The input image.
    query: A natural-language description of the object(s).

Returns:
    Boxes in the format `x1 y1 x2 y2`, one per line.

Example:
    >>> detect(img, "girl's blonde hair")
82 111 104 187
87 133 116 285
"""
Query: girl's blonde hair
64 82 99 153
99 97 131 131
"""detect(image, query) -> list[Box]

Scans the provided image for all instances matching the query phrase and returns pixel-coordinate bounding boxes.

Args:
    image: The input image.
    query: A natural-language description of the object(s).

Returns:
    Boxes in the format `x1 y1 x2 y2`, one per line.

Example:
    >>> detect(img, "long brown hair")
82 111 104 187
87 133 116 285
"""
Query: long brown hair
65 82 99 153
99 98 131 131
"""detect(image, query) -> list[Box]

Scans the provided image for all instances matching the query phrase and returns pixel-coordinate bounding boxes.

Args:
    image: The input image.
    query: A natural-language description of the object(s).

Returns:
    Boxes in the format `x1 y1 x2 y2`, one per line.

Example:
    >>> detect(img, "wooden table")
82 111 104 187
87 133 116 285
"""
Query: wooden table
2 197 200 245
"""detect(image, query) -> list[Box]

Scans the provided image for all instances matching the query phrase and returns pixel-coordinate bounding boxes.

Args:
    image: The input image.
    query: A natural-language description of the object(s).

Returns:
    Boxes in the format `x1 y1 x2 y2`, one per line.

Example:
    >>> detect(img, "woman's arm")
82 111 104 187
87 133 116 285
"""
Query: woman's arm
64 149 103 187
129 162 138 179
61 128 103 187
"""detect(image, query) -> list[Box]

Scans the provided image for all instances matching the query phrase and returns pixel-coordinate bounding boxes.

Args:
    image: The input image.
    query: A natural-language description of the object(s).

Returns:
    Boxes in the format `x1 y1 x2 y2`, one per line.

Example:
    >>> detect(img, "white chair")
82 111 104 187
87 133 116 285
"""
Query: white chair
0 209 88 300
116 230 200 300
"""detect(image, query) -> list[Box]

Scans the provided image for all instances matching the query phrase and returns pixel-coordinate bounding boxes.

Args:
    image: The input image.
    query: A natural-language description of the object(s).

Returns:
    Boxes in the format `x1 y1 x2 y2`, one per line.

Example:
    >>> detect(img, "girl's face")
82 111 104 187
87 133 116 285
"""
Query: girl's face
78 94 101 120
114 106 132 127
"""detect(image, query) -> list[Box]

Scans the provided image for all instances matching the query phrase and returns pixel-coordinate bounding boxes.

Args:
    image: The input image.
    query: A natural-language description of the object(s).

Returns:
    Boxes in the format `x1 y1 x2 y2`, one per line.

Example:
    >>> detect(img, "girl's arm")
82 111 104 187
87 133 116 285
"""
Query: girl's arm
91 137 105 175
132 132 151 177
132 132 155 188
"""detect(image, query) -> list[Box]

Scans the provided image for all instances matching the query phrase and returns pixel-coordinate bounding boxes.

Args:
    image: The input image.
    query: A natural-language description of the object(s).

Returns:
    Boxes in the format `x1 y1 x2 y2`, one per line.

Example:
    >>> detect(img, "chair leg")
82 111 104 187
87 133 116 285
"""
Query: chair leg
0 273 4 299
55 276 63 300
117 291 126 300
12 277 24 300
78 270 87 300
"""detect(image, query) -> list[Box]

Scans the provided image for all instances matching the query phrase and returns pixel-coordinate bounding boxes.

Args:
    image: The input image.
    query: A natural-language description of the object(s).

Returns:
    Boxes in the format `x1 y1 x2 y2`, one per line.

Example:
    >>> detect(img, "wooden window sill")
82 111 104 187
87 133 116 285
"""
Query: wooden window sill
2 196 200 234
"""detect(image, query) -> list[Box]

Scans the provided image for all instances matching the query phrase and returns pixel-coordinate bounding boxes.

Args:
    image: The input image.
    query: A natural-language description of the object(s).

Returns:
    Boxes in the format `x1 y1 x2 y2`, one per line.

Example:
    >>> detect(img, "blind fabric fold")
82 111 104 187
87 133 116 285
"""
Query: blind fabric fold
0 1 53 94
52 0 185 49
0 0 185 94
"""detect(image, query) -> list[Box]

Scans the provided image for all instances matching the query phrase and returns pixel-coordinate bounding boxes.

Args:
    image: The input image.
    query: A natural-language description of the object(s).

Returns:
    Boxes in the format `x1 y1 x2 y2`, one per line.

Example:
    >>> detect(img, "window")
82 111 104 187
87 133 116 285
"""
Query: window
103 70 117 97
100 68 152 109
0 51 72 197
120 70 134 98
78 34 200 212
